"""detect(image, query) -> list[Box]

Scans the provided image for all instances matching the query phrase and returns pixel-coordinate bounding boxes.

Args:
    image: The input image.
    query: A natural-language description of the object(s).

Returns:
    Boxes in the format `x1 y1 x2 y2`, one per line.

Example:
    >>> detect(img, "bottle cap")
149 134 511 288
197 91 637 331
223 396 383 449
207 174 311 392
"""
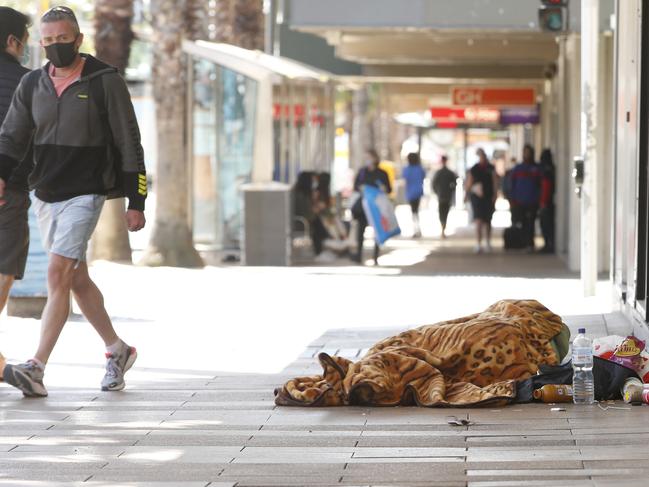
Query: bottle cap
578 328 586 334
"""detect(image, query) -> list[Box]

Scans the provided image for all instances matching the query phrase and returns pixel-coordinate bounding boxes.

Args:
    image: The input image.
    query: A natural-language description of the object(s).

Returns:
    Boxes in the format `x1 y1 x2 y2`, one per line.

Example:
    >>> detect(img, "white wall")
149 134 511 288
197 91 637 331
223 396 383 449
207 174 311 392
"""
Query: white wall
613 0 643 307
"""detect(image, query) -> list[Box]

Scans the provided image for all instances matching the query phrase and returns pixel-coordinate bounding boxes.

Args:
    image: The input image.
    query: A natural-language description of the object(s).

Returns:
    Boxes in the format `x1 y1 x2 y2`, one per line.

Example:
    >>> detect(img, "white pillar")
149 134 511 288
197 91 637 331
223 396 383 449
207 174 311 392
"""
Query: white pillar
580 0 599 296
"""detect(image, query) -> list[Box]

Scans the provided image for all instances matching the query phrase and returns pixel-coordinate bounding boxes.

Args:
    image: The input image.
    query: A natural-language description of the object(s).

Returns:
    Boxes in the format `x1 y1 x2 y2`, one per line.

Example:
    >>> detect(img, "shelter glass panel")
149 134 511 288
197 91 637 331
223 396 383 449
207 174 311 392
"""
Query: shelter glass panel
191 60 257 250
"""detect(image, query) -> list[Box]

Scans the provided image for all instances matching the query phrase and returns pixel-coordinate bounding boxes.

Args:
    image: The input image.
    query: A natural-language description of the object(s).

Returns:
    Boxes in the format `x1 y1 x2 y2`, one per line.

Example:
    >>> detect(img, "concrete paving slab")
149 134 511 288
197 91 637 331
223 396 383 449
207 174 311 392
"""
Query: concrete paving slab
466 437 576 447
0 473 99 482
593 480 648 487
218 463 346 476
245 436 358 447
0 482 215 487
0 451 112 464
356 437 467 448
468 481 595 487
10 445 126 455
465 460 585 470
468 468 649 479
352 447 466 458
230 477 343 487
266 413 368 426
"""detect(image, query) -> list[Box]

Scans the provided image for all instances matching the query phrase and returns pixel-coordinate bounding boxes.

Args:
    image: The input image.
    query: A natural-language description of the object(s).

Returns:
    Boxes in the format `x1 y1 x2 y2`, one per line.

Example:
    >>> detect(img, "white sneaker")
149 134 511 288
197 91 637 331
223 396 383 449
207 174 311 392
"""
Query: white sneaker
485 243 493 253
101 344 137 392
474 244 483 254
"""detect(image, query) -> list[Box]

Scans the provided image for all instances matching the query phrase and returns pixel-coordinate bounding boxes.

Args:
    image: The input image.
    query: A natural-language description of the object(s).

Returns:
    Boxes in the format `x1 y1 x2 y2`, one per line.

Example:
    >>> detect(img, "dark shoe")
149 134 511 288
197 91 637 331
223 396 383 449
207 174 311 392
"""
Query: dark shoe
3 361 48 397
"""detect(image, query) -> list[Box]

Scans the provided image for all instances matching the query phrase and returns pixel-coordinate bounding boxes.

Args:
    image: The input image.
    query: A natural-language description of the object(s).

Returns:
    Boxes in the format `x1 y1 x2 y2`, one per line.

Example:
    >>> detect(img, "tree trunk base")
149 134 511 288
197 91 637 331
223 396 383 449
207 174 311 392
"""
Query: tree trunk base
139 221 204 268
89 198 133 263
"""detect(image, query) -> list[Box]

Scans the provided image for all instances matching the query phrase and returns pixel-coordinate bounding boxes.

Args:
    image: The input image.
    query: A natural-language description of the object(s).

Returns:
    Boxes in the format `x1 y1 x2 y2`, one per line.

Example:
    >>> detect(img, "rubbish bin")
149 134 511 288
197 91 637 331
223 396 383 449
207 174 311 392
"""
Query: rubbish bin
241 182 292 266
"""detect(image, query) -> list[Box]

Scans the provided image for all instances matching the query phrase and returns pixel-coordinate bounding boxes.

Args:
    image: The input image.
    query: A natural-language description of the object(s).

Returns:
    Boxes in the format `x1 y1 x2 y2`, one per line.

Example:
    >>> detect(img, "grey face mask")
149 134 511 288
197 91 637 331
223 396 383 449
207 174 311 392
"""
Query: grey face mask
13 36 30 66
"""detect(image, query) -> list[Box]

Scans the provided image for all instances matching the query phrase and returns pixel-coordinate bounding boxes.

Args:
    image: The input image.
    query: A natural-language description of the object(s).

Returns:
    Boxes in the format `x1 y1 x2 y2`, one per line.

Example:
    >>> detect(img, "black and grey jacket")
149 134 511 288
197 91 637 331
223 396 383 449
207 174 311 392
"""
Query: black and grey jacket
0 51 32 191
0 54 146 210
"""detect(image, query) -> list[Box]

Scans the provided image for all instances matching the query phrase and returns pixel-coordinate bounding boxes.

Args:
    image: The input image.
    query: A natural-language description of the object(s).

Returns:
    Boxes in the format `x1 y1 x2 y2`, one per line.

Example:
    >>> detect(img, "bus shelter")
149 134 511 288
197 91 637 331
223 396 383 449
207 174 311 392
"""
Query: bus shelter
183 40 336 252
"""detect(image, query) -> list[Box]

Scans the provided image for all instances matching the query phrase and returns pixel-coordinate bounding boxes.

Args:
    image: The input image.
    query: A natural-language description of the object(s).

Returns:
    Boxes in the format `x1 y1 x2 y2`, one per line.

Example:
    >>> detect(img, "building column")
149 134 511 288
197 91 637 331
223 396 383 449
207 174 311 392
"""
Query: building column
580 0 600 296
351 85 371 170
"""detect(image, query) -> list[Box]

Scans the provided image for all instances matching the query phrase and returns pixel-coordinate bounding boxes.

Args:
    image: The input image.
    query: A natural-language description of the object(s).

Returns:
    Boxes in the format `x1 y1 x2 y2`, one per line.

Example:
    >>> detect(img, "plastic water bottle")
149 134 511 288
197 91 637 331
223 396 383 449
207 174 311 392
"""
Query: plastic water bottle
572 328 595 405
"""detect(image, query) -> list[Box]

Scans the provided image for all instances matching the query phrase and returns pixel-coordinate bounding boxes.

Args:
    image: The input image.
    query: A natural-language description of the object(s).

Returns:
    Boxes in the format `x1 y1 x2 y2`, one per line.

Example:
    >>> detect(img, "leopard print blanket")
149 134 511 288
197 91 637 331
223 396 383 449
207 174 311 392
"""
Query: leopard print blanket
274 300 566 407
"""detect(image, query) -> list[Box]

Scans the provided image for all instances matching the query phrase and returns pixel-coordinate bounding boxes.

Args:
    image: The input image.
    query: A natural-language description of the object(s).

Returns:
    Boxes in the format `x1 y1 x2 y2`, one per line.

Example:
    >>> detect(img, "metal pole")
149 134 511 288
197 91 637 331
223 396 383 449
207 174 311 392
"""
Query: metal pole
279 81 288 182
305 84 312 170
463 126 469 176
288 83 297 183
263 0 276 55
580 0 599 296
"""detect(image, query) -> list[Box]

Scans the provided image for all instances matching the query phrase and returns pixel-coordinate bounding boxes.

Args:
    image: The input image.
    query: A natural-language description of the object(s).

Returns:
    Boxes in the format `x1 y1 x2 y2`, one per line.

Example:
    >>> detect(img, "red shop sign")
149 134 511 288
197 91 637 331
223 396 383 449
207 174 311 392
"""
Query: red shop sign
452 87 536 106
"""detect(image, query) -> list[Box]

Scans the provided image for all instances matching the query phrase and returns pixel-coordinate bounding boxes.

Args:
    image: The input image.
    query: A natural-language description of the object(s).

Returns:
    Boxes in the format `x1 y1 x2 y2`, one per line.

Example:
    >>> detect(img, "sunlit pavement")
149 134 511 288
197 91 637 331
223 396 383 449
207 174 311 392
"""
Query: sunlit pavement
0 201 644 485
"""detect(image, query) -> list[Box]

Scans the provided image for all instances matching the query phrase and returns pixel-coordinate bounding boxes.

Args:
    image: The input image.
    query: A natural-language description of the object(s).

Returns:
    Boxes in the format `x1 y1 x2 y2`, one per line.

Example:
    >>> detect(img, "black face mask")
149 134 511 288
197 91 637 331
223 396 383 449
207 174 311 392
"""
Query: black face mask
45 39 78 68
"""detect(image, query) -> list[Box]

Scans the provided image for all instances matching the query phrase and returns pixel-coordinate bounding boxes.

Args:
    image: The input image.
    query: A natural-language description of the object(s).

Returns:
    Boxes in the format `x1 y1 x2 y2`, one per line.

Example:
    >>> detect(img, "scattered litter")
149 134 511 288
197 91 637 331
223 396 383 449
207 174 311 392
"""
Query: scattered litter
446 415 474 426
597 403 631 411
550 407 566 412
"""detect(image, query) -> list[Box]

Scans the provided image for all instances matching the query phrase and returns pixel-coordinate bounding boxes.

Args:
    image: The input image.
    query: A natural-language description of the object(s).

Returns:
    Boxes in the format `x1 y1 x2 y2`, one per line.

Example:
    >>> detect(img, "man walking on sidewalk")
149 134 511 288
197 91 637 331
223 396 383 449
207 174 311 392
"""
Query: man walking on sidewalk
0 6 146 397
432 155 457 239
0 7 32 321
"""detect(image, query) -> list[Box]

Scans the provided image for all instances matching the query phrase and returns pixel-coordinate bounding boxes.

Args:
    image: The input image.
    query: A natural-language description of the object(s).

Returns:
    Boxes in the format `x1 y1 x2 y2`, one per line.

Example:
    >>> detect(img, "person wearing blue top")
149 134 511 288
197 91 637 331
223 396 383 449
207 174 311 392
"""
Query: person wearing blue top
510 145 542 251
402 152 426 237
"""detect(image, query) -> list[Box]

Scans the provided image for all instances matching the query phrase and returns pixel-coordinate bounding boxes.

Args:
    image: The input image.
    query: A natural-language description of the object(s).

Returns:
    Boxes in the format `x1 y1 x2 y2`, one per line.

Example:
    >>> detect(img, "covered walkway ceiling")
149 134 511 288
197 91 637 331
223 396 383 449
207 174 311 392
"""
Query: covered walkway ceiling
298 30 561 79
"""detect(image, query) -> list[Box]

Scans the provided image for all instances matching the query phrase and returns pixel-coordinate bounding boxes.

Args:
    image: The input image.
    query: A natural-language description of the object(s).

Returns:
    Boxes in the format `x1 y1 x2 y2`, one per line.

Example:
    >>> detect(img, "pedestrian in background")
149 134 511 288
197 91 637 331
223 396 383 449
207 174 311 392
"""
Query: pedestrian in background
465 148 498 253
0 7 32 319
352 149 391 265
510 144 542 252
539 148 556 253
432 155 457 239
0 7 146 397
293 171 328 256
402 152 425 237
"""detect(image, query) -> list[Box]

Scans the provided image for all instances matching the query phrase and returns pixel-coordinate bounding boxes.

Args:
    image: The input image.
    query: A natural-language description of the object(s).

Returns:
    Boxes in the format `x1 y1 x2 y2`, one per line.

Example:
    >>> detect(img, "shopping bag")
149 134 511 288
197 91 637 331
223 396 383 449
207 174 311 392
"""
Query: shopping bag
362 185 401 245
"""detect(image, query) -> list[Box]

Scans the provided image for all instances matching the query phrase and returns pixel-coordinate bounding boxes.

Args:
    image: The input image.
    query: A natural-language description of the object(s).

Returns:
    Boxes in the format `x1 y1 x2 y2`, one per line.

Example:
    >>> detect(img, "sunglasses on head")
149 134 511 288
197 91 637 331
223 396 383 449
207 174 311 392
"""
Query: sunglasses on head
42 6 78 21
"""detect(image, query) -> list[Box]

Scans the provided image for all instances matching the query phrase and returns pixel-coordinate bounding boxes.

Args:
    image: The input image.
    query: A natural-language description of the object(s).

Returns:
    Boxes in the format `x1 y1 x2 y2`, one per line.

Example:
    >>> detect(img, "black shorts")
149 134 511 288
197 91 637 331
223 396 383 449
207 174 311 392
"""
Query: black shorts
0 189 30 279
470 194 494 222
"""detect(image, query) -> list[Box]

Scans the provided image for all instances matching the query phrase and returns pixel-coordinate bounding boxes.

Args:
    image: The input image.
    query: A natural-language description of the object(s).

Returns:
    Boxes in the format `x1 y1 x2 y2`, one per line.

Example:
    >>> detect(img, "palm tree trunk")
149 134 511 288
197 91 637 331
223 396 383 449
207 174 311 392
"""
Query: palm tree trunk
232 0 264 50
208 0 234 42
208 0 263 48
89 0 135 263
140 0 204 267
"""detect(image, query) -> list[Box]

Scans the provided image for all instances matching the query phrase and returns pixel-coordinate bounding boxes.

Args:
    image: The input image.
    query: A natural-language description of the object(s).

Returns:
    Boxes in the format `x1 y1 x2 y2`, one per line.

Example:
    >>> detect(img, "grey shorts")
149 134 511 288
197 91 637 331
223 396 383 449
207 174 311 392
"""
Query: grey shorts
33 194 105 263
0 189 30 279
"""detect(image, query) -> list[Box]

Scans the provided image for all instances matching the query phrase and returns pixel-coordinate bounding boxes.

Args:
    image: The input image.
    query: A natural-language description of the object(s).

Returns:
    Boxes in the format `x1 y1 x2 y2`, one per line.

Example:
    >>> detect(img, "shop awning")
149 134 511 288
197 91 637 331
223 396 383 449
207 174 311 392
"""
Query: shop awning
182 40 335 84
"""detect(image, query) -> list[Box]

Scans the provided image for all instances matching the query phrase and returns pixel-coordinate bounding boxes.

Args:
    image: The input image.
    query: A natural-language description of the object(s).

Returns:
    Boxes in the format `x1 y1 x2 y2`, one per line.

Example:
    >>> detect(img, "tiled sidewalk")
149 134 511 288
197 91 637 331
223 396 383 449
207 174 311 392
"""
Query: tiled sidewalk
1 312 647 487
0 217 641 486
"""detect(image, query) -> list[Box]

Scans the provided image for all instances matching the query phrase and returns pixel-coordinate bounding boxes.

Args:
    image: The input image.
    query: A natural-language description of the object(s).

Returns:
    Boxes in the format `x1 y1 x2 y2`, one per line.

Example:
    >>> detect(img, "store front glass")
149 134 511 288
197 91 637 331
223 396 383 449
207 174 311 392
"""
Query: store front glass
192 59 257 250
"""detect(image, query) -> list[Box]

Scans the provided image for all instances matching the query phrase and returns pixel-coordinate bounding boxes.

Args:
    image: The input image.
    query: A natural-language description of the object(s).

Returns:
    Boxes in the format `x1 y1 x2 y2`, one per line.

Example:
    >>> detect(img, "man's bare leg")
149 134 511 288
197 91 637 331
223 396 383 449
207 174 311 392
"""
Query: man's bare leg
70 261 118 347
0 273 15 316
71 261 136 392
0 273 14 380
475 220 484 251
33 254 77 364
